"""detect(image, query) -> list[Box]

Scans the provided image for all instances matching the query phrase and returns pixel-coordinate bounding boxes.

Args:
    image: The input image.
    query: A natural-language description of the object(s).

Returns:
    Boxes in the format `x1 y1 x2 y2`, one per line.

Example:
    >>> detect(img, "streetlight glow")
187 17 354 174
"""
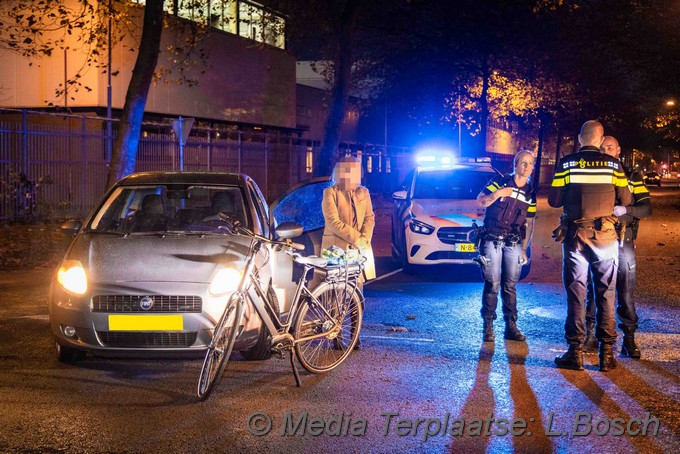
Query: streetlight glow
666 99 675 107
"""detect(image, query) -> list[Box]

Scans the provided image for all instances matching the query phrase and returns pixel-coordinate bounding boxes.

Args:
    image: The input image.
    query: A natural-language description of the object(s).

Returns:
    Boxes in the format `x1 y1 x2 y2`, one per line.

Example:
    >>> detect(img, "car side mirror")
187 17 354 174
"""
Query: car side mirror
60 219 82 236
392 190 407 201
275 222 303 240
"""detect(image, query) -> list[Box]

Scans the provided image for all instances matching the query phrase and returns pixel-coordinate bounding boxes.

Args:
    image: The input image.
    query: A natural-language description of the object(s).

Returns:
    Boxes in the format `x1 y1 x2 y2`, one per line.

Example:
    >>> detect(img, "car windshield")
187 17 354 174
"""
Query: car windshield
413 168 494 200
88 184 249 233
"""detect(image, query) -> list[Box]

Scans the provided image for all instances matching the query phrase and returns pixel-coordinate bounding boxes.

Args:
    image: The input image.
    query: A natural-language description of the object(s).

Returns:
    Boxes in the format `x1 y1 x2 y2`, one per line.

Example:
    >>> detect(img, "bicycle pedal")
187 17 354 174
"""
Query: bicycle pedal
271 345 287 359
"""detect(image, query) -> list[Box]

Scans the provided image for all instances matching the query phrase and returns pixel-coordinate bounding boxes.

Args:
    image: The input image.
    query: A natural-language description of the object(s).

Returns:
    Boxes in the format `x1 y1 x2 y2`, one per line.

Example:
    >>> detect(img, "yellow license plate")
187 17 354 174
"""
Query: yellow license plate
455 243 476 252
108 315 184 331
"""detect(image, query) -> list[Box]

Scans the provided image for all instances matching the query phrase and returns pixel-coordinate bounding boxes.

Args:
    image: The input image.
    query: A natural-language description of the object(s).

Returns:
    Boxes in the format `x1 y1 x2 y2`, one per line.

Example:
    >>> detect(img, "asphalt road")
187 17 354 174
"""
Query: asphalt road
0 187 679 453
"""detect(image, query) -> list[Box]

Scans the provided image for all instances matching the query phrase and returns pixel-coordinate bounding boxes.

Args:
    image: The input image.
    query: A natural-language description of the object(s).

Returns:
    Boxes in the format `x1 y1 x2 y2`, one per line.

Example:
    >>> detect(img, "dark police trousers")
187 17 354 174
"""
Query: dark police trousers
585 239 637 330
562 224 619 346
479 238 523 321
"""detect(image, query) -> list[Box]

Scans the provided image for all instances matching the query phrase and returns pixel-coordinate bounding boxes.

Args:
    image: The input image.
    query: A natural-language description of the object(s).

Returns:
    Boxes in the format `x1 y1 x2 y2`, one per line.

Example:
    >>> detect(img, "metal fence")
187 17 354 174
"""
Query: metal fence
0 108 410 222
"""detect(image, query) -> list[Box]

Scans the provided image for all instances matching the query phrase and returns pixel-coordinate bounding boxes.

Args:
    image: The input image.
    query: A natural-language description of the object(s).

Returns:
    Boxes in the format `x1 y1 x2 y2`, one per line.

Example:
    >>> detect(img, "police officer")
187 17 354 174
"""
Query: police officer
549 121 632 372
582 136 651 358
476 150 537 343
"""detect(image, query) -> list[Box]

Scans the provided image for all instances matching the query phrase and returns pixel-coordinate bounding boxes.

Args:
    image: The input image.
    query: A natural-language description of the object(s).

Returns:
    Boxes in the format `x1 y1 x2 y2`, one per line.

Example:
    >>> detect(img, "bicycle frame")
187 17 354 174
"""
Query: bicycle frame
198 220 364 398
230 236 361 347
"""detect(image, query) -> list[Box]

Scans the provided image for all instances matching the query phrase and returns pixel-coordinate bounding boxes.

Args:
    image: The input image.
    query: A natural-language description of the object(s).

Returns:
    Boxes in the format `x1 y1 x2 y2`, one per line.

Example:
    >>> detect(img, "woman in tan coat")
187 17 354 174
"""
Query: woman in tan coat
321 156 376 281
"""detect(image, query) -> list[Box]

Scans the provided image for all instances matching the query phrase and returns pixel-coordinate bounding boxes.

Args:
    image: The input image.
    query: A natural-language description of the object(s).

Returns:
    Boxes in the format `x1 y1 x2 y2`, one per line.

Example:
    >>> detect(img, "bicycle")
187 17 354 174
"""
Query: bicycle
197 215 364 400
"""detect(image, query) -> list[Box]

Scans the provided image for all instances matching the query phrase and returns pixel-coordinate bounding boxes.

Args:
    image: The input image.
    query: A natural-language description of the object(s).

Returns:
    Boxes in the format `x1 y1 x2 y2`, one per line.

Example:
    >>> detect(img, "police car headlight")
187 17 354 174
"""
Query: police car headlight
409 219 435 235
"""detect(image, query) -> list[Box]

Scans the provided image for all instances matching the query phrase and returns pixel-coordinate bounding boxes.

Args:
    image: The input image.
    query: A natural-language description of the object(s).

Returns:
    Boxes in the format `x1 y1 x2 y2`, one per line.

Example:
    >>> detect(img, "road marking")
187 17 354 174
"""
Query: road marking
365 268 402 286
363 335 434 343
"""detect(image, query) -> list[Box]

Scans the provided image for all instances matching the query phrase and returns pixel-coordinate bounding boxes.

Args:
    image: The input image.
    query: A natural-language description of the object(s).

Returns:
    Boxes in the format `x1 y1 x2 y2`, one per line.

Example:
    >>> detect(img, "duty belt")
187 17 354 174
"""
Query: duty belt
571 216 617 231
483 232 521 247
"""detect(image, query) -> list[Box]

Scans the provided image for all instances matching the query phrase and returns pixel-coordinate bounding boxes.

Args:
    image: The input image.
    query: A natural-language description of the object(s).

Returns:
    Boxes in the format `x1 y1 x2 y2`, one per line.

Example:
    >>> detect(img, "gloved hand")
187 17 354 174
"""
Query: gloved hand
519 249 529 265
551 224 567 243
613 205 627 217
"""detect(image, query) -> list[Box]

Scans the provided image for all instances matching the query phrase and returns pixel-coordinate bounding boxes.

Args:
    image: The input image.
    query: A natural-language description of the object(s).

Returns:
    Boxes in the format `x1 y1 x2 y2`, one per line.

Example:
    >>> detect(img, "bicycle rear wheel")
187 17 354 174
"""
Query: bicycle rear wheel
197 296 244 400
293 281 363 374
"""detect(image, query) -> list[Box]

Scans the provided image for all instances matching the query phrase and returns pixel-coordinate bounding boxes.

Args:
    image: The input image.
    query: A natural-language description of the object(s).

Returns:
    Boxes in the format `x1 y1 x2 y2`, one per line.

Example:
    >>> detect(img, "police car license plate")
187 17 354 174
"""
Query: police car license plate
108 315 183 331
455 243 476 252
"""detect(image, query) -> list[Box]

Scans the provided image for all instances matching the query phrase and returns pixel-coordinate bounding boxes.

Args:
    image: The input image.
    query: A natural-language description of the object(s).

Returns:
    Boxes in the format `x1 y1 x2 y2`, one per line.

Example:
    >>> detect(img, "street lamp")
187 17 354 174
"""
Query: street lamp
665 99 675 107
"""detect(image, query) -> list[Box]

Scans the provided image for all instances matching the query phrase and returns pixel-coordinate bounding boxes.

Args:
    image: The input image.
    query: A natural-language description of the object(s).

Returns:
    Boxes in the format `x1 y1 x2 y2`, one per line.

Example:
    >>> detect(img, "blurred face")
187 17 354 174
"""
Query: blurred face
514 152 535 178
601 138 621 158
334 160 362 191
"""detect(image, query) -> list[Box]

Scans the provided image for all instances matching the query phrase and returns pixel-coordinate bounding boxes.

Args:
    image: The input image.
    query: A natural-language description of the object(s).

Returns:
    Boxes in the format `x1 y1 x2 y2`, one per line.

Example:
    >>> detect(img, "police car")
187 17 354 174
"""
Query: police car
391 153 531 278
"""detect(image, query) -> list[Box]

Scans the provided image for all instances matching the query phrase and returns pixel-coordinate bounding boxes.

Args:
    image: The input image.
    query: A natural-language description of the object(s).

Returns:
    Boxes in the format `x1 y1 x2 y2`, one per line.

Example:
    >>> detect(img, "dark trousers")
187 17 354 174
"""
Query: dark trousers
586 239 638 330
479 239 523 321
562 226 619 346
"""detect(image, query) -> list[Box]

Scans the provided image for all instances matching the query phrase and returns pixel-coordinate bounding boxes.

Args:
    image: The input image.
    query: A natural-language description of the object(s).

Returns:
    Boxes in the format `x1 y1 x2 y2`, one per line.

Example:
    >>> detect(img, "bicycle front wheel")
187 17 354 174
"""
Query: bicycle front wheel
293 281 363 374
197 296 244 400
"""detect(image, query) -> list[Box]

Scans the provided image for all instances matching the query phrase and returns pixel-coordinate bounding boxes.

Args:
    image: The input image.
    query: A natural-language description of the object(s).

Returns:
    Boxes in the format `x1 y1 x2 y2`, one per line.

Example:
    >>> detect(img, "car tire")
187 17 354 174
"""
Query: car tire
399 238 414 274
240 287 274 361
55 341 85 363
239 325 271 360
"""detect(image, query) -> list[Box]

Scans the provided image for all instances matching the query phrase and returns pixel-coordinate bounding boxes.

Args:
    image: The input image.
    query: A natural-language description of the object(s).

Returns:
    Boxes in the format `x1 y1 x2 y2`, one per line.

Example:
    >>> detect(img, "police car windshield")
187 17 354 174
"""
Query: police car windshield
414 169 493 200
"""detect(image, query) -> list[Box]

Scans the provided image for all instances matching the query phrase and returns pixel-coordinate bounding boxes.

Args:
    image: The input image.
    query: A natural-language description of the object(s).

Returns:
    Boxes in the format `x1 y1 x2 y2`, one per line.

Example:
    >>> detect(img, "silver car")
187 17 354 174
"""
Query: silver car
49 172 330 362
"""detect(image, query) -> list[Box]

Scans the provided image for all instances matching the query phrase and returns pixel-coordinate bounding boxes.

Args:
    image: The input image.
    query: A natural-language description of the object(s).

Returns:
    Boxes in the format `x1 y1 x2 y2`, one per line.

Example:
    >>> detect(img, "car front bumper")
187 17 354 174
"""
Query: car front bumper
49 281 262 356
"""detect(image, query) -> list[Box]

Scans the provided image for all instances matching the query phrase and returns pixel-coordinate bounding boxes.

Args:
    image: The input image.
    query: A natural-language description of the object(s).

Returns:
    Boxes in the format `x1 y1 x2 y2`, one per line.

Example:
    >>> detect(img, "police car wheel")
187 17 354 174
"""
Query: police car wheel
400 239 413 273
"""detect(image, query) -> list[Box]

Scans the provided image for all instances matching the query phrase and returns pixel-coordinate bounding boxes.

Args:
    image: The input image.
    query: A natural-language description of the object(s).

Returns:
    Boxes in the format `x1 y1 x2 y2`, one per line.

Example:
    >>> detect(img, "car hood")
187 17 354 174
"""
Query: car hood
66 233 252 284
412 199 485 227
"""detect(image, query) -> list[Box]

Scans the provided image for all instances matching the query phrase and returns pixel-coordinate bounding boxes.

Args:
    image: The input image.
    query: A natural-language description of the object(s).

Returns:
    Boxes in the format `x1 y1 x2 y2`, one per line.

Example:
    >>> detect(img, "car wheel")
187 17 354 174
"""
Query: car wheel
55 341 85 363
401 239 414 274
239 325 271 360
240 288 274 361
391 228 400 259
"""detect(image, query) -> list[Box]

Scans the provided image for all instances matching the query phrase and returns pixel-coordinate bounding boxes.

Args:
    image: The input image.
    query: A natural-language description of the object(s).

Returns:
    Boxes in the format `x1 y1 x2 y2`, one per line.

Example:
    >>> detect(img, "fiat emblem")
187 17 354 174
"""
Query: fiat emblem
139 296 155 311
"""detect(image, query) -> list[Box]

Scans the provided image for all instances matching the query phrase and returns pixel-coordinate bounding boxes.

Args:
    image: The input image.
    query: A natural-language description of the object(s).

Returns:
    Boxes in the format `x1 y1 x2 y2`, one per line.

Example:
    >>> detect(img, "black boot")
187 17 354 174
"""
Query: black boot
582 322 598 353
621 327 640 358
599 344 617 372
504 318 526 342
555 346 584 371
483 319 495 342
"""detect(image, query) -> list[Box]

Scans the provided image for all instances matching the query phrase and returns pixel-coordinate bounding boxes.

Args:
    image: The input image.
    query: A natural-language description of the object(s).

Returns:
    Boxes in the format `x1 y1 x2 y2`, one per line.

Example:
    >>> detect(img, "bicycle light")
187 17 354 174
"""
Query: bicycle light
57 260 88 295
209 267 242 295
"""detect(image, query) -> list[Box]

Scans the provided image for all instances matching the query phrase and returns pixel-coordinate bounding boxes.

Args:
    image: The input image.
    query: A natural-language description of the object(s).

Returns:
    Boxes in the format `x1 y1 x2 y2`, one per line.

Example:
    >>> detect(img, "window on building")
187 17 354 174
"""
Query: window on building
306 148 313 174
132 1 284 49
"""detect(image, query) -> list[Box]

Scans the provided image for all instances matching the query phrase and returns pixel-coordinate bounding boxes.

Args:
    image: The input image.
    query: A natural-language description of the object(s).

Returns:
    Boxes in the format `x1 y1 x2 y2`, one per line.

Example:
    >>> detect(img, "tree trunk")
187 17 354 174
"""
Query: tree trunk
314 0 361 177
553 123 563 174
533 109 548 189
105 0 165 189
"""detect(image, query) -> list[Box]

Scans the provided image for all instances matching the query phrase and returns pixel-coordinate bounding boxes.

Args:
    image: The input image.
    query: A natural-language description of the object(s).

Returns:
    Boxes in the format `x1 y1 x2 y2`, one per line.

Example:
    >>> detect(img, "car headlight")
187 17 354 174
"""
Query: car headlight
209 267 243 295
409 219 435 235
57 260 88 295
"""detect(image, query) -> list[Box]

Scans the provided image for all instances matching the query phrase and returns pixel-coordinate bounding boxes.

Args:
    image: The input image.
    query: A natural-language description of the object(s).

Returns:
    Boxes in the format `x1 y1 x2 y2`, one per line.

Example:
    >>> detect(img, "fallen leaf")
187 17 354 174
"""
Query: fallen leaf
387 326 409 333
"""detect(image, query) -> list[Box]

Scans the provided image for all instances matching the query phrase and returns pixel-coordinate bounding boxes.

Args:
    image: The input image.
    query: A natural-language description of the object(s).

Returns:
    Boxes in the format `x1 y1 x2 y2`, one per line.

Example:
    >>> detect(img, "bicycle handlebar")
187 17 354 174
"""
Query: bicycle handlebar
218 212 305 251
